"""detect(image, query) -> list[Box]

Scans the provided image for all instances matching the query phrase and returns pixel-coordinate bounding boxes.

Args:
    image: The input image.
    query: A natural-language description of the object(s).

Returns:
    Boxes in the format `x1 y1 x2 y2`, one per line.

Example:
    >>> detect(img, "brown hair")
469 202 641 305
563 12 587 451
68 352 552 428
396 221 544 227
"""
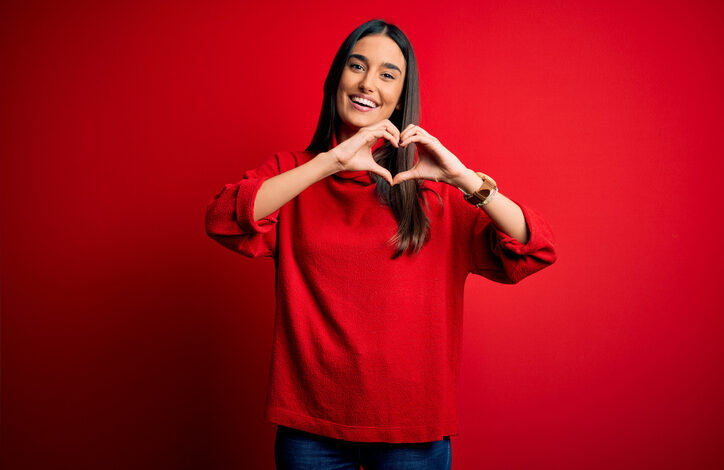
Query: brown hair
305 19 443 258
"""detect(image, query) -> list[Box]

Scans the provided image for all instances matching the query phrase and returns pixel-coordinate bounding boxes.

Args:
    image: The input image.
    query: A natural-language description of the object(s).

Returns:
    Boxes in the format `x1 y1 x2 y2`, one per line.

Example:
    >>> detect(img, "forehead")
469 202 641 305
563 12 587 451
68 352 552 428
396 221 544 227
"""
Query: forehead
350 35 406 71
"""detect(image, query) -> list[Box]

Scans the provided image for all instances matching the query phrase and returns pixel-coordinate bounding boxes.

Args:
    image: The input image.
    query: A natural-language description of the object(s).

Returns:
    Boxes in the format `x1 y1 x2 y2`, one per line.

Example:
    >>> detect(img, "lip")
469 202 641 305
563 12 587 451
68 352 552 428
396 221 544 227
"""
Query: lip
348 95 379 113
349 94 379 106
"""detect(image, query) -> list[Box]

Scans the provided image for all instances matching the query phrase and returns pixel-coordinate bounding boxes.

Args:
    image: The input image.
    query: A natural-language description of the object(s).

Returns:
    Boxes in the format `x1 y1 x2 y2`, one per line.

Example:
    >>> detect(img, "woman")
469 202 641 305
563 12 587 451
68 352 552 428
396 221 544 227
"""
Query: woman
206 18 556 470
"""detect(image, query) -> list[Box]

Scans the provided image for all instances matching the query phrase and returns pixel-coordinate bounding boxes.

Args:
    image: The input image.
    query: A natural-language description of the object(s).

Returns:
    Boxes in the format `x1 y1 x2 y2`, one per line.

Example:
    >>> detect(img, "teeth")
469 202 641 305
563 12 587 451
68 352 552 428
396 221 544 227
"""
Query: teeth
351 96 378 108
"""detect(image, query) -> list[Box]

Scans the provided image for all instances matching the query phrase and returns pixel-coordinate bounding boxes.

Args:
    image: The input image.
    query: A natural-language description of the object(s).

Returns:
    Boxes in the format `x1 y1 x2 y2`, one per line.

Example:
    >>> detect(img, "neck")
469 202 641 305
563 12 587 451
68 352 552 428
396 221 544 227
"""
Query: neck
335 123 358 146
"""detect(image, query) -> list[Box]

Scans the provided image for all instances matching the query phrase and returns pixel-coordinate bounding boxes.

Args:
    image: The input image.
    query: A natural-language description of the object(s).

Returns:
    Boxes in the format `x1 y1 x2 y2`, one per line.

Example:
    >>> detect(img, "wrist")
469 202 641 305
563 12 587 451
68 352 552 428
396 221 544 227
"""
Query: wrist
315 151 344 176
450 168 483 194
459 171 499 208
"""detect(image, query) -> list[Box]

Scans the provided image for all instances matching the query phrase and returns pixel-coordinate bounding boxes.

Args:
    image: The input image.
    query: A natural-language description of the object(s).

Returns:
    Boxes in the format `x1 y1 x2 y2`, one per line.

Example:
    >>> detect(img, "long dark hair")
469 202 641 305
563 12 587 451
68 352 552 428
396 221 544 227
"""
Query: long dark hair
306 19 442 258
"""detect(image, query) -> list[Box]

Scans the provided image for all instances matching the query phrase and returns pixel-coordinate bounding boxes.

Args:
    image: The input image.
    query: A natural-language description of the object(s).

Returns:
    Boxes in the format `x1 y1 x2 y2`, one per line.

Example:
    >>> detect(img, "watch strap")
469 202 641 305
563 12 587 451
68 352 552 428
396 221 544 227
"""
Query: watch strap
460 172 498 207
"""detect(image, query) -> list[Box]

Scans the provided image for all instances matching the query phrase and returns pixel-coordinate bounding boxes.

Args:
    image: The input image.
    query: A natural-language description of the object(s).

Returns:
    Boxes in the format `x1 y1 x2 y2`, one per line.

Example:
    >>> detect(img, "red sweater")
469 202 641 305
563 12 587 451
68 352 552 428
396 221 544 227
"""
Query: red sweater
205 150 557 443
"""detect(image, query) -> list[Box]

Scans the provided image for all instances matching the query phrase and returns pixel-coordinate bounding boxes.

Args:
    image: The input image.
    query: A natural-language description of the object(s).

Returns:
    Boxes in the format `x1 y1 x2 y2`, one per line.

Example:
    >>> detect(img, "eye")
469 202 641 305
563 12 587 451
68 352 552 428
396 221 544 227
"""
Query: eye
350 63 364 71
382 72 395 79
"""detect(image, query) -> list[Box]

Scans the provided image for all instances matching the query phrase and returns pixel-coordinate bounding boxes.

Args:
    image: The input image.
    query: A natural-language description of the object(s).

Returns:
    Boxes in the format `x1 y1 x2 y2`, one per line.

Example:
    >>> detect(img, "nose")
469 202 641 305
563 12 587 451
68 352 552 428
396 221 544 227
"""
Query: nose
358 72 373 92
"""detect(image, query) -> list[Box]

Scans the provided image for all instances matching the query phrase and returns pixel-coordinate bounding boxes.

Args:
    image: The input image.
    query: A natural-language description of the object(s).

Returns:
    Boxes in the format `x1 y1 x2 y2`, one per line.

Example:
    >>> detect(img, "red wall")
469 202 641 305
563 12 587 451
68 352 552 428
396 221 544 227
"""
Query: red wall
2 0 722 468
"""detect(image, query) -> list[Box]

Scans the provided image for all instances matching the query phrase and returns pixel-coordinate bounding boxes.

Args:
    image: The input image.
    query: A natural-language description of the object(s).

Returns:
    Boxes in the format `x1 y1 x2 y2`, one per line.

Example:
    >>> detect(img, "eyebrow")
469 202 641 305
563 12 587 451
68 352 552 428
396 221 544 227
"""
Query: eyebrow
348 53 402 74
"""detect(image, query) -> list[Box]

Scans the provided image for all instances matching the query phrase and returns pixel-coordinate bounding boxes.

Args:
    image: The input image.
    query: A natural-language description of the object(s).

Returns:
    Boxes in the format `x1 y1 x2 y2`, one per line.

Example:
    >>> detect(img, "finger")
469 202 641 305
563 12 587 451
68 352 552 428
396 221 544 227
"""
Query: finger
400 124 417 141
375 119 400 146
383 120 401 144
381 118 401 133
414 125 431 137
382 130 399 148
398 122 414 139
400 134 430 147
367 128 399 148
411 126 439 144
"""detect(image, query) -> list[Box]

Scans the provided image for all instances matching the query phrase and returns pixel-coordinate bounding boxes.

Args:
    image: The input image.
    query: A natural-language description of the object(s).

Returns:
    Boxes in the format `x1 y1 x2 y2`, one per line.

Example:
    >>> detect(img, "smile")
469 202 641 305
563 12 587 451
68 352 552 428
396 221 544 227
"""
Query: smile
349 95 379 112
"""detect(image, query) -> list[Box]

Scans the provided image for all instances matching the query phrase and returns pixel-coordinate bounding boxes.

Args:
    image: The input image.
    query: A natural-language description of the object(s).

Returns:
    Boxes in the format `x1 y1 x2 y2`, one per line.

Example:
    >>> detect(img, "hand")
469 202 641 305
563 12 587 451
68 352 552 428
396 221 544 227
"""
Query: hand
391 124 468 186
328 120 400 186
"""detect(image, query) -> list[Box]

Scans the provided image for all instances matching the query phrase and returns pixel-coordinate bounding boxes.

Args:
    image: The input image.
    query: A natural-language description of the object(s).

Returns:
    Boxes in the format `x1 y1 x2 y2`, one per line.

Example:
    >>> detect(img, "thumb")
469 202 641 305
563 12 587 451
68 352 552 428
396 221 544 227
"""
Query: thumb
392 170 417 186
369 164 394 186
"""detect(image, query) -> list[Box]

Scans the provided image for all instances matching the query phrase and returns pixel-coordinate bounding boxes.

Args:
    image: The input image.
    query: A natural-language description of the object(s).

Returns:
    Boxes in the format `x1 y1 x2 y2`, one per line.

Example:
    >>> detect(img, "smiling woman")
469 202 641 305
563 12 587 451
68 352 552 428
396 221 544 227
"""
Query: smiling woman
335 35 407 139
205 18 557 470
305 20 430 257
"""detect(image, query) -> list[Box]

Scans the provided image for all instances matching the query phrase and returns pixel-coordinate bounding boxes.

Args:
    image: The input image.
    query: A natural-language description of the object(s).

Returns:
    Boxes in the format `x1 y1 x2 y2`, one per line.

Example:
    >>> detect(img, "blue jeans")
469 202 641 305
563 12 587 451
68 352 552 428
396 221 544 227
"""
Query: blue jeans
274 425 452 470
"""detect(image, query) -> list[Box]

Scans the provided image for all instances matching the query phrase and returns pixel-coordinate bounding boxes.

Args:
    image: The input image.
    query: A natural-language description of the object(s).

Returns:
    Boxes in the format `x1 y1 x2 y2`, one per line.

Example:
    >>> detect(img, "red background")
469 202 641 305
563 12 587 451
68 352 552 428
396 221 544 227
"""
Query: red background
2 0 722 468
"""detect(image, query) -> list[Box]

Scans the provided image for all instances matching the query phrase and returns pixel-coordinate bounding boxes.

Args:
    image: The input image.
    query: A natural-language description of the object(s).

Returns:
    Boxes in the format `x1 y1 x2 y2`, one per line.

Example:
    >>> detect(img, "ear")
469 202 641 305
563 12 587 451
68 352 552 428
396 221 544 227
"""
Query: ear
395 102 402 111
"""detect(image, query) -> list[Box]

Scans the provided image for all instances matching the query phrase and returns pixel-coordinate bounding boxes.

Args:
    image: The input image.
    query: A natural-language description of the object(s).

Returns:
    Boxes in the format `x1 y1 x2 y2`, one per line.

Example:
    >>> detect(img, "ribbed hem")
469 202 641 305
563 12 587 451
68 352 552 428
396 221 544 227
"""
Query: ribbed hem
265 406 459 444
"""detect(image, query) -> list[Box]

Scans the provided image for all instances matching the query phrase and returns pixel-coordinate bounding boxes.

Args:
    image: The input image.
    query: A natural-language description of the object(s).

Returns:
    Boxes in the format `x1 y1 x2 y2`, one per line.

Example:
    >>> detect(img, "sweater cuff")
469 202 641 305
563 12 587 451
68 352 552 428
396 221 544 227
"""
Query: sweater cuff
492 203 547 256
236 176 279 233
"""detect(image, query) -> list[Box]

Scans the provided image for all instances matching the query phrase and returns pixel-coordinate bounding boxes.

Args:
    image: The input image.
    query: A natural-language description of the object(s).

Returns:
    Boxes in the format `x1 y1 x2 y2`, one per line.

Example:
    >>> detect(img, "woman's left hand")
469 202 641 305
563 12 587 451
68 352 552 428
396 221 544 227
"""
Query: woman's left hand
391 124 468 186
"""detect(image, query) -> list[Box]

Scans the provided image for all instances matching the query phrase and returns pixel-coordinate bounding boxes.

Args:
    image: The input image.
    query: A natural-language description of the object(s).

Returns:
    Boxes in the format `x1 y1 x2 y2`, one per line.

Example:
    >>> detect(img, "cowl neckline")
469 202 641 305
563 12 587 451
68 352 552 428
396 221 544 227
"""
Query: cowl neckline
330 133 386 185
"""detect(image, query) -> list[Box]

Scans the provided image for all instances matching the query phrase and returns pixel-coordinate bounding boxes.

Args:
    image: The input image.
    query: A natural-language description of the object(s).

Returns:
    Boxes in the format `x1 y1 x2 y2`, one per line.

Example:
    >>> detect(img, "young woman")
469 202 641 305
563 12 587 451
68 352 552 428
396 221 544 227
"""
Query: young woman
206 18 557 470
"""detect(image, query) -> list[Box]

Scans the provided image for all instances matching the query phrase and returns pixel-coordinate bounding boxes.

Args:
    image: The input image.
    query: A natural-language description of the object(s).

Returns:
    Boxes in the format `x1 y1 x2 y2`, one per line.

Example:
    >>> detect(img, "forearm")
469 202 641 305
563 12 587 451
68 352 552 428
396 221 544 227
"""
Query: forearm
450 168 530 244
253 152 340 221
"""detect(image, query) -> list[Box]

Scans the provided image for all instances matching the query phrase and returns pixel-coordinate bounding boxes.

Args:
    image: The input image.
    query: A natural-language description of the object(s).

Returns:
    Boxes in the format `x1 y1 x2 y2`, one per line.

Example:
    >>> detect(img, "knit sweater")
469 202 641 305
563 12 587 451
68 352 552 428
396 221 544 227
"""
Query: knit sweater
205 149 557 443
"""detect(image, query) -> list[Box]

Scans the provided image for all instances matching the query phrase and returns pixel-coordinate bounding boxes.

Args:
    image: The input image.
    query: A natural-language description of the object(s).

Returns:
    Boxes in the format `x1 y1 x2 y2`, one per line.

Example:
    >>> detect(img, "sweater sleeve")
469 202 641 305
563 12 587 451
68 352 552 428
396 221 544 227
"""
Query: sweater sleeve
466 198 557 284
205 152 283 258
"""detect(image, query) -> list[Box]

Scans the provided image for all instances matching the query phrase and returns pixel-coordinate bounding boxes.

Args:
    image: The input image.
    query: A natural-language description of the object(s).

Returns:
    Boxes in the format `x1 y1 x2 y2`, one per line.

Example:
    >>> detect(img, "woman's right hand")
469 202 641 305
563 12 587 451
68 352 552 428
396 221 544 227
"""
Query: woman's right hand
327 120 400 186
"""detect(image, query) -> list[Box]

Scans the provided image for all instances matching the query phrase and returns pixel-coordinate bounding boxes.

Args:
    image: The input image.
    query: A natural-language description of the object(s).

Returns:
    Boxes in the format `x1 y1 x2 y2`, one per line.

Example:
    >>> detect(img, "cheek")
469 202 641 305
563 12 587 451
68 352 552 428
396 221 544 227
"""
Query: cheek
336 76 350 103
385 89 404 108
337 71 352 90
335 89 346 109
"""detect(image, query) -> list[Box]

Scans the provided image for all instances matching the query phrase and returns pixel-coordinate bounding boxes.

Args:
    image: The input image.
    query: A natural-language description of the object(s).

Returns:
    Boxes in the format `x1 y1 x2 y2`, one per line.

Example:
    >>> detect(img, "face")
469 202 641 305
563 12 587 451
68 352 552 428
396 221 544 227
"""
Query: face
335 34 406 138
